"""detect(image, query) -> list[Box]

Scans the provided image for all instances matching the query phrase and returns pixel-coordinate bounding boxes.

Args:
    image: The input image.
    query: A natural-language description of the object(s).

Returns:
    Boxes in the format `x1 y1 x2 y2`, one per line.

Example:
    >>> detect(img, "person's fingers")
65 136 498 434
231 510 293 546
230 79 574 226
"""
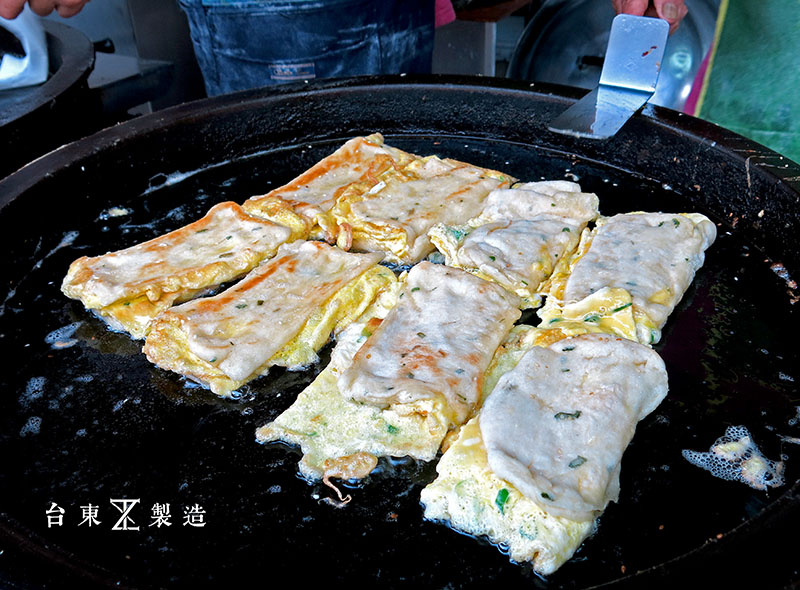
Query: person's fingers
25 0 57 16
10 0 88 18
653 0 689 33
643 3 659 18
613 0 688 34
0 1 26 19
55 0 88 17
612 0 650 16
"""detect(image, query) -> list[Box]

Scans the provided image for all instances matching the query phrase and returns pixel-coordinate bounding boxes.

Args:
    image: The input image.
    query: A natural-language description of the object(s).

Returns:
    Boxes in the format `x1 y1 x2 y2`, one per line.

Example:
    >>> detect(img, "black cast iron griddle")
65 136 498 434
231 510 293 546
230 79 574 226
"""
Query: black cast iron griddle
0 76 798 589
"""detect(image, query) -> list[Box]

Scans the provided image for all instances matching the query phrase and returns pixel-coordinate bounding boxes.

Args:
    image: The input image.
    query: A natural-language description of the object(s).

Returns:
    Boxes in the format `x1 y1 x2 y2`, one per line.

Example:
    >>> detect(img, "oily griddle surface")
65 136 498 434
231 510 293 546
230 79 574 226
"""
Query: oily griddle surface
1 135 798 590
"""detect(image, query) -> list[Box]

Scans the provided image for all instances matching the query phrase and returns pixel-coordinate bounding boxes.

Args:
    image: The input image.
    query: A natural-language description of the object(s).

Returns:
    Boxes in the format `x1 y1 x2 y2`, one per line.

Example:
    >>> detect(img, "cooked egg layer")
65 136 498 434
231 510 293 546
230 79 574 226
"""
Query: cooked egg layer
62 202 299 339
256 280 452 480
429 181 599 308
420 417 595 574
144 242 394 396
537 212 716 345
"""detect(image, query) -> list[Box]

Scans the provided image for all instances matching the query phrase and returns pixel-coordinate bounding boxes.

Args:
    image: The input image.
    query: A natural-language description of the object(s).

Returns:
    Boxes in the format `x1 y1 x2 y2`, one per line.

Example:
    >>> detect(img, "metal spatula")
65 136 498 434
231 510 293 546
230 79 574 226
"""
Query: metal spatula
548 14 670 140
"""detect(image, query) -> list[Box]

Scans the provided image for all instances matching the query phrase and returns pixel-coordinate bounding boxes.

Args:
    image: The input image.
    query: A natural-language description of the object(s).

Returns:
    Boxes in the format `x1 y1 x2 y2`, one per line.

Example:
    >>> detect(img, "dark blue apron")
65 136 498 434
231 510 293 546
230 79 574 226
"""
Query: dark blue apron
179 0 435 95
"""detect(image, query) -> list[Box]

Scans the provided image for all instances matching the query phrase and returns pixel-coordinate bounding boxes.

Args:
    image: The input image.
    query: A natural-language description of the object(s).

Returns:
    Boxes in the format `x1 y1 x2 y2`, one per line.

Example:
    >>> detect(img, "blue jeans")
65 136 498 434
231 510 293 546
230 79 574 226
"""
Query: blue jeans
179 0 435 96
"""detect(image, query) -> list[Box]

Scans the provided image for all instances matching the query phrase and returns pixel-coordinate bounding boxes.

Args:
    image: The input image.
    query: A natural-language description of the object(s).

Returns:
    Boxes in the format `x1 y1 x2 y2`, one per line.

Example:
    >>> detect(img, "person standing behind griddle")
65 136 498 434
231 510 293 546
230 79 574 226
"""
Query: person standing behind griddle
1 0 450 99
176 0 440 96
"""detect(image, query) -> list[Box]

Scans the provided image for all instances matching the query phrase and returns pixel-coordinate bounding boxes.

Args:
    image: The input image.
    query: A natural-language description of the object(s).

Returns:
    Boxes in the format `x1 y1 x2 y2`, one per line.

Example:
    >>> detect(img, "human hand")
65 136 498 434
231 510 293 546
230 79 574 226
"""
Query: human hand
612 0 688 34
0 0 90 20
